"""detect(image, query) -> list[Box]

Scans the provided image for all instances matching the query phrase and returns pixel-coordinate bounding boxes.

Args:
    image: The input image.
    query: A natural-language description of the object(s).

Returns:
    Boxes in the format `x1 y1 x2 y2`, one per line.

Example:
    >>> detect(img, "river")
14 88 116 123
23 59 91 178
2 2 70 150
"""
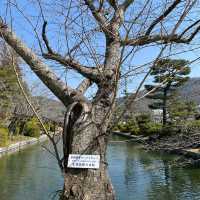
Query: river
0 135 200 200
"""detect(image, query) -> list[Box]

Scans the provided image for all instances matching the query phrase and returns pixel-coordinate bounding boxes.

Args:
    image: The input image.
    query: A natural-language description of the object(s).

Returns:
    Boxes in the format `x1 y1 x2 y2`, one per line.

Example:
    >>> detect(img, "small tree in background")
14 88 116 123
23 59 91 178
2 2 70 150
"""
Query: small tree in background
145 59 190 126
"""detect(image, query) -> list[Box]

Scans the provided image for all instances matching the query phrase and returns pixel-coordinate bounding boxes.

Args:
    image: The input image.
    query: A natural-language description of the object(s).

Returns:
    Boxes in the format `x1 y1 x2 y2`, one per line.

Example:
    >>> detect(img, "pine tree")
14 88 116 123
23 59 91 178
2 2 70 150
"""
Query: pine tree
145 59 190 125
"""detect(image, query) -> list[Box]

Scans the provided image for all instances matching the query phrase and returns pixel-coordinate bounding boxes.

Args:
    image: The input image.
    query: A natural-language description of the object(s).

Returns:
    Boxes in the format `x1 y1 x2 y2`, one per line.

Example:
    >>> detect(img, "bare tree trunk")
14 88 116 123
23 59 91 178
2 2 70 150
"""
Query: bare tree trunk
61 101 115 200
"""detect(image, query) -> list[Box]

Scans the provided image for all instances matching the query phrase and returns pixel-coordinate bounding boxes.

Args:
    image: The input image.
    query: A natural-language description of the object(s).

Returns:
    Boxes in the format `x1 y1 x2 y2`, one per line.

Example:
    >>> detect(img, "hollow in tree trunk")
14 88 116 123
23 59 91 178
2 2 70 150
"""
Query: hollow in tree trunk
60 100 115 200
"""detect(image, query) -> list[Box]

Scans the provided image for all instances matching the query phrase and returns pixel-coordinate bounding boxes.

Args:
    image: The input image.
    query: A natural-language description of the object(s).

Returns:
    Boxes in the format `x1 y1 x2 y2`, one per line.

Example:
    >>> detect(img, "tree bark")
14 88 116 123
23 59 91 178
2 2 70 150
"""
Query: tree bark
60 33 122 200
61 101 115 200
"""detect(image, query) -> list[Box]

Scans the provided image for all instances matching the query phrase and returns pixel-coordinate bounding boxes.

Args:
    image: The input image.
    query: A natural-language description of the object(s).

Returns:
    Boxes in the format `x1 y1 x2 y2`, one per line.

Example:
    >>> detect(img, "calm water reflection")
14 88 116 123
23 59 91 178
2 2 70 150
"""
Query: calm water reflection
0 135 200 200
108 135 200 200
0 143 62 200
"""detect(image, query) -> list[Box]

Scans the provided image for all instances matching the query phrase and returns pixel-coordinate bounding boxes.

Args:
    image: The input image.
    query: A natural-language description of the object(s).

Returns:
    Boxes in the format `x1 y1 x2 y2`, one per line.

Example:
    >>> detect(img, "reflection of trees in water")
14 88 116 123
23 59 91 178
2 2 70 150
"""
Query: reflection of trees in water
123 143 143 186
146 158 200 200
0 151 30 200
146 159 175 200
111 137 200 200
0 144 61 200
167 167 200 200
123 143 143 198
122 143 200 200
109 138 200 200
123 143 167 198
163 159 170 185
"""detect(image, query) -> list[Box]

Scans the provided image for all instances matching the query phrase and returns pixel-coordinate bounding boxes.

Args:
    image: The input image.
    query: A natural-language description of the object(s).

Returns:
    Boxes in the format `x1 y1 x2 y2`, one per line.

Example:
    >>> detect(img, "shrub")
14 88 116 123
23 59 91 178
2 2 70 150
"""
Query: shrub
14 126 20 135
44 123 50 132
117 122 128 132
135 114 161 135
148 123 163 135
24 118 40 138
0 127 9 147
113 115 163 136
130 126 140 135
169 100 197 122
185 120 200 134
136 114 151 124
126 120 140 135
161 124 177 136
44 122 56 132
112 124 119 131
114 119 140 135
139 122 162 136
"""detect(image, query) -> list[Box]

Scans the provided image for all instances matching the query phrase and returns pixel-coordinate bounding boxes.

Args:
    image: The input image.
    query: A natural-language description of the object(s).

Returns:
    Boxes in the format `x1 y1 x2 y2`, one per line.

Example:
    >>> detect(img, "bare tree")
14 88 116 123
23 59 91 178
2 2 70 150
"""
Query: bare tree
0 0 200 199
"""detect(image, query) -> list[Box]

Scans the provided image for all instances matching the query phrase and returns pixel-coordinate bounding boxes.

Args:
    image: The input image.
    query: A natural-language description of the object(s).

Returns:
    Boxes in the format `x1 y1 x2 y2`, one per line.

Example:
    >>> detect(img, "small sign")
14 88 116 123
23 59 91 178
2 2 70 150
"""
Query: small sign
67 154 100 169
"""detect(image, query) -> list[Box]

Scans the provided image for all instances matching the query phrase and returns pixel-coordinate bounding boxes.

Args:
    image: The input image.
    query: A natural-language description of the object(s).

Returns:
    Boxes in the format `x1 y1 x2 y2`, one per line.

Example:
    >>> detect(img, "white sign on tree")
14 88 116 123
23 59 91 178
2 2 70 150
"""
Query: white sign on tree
67 154 100 169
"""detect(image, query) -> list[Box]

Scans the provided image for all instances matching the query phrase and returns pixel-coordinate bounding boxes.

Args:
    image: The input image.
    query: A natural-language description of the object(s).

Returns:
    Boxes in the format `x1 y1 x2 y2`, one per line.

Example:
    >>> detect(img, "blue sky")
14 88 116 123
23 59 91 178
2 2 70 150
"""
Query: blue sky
1 0 200 99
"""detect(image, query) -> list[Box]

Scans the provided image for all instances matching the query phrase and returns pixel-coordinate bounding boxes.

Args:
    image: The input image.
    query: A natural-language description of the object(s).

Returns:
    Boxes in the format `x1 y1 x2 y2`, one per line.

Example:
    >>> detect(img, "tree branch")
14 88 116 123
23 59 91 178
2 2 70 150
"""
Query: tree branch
120 0 135 11
41 20 99 82
186 24 200 42
42 21 53 54
42 53 99 81
121 32 199 46
180 19 200 38
0 20 78 107
84 0 110 34
145 0 182 36
108 0 118 10
84 0 107 23
76 78 92 94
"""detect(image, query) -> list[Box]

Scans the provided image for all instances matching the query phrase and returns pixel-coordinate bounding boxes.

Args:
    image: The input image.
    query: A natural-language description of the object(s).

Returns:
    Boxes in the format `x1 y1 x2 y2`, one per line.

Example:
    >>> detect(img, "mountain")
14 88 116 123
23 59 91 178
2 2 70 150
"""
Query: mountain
116 77 200 117
178 77 200 104
10 95 66 124
34 96 65 123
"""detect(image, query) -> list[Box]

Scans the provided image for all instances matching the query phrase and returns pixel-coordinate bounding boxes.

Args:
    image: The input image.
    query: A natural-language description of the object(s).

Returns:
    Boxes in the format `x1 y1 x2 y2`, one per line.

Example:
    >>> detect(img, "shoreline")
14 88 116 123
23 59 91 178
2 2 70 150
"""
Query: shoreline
113 131 200 166
113 131 149 142
0 134 49 158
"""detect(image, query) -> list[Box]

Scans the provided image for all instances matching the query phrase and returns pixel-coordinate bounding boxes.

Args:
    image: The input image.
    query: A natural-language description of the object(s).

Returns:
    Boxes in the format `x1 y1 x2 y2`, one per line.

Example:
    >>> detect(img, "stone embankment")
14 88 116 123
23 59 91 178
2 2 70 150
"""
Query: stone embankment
113 131 149 143
0 135 48 158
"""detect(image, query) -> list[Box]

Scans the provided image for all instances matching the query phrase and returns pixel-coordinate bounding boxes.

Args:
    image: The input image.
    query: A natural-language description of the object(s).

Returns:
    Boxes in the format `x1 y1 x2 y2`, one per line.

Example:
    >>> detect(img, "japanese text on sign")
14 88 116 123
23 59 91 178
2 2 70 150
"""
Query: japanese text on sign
67 154 100 169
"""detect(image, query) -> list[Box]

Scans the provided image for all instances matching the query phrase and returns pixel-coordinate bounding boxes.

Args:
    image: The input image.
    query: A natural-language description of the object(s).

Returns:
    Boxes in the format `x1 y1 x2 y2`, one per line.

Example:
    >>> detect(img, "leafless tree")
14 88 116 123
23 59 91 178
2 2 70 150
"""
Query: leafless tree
1 0 200 199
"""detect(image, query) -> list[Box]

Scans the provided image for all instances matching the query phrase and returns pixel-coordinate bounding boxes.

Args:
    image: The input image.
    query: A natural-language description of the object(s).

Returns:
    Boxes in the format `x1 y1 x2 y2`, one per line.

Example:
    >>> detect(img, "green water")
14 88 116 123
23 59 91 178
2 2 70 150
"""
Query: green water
0 136 200 200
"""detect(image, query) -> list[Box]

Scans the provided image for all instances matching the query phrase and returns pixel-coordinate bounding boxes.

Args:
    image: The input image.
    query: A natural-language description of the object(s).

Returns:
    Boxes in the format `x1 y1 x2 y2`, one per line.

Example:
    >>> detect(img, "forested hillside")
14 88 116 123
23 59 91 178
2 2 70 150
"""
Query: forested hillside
33 77 200 122
178 78 200 104
117 77 200 117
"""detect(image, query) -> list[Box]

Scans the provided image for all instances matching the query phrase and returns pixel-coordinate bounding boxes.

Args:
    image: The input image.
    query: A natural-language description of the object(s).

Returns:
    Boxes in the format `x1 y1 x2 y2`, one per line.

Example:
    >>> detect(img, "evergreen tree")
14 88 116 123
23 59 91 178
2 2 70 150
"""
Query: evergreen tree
0 42 23 120
145 59 190 125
